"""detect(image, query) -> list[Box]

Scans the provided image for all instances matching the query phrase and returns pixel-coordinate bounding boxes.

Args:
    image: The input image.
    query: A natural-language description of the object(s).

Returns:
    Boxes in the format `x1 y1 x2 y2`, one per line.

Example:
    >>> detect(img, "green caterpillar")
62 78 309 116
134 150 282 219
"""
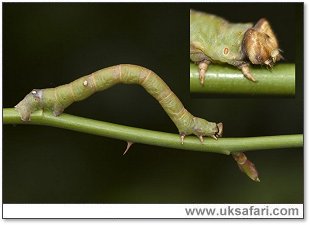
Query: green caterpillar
15 64 223 143
190 10 283 84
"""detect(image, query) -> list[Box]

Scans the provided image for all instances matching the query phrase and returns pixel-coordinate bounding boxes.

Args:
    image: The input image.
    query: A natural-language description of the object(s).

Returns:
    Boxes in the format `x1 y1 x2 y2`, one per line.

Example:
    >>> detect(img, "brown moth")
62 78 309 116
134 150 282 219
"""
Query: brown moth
15 64 223 144
190 10 283 85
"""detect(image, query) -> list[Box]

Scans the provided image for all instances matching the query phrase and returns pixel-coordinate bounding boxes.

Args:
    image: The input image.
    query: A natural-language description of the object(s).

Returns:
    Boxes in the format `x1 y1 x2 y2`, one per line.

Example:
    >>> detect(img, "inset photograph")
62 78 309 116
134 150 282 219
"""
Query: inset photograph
190 3 301 97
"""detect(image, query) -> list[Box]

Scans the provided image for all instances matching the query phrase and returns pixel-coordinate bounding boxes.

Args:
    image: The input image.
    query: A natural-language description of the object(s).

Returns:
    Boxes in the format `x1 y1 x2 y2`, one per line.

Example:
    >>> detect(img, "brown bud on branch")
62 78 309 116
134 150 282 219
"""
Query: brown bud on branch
232 152 260 182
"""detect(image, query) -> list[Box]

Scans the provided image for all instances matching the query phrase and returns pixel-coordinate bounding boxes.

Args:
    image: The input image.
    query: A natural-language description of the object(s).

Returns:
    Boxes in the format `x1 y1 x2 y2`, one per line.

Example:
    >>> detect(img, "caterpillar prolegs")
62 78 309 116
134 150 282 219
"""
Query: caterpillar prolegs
15 64 223 143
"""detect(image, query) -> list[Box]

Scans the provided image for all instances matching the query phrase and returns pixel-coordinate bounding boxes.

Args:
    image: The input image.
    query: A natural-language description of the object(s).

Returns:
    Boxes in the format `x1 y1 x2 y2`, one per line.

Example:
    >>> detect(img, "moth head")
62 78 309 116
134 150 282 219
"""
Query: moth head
15 89 43 121
243 18 283 67
193 117 223 139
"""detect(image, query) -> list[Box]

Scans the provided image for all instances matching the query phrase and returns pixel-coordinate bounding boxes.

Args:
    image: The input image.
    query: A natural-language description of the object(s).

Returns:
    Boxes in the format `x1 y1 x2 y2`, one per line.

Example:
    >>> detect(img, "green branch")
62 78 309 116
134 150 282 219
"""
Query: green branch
3 108 302 155
190 63 295 96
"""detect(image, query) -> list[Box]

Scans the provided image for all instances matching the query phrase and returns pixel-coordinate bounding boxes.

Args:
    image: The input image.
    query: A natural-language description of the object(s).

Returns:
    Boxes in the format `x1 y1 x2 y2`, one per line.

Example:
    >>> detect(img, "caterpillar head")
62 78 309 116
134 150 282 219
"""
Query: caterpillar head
15 89 43 121
192 117 223 141
243 18 283 67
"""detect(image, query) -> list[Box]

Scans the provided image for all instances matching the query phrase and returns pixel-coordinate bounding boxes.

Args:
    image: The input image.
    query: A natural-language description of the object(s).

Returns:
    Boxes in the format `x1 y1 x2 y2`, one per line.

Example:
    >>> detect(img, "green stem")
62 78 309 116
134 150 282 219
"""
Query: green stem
190 63 295 96
3 108 302 155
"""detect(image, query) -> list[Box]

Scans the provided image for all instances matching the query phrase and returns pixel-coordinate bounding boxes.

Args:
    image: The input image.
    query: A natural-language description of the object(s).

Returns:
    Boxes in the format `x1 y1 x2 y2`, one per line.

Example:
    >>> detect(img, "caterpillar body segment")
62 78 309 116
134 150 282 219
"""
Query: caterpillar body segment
15 64 223 143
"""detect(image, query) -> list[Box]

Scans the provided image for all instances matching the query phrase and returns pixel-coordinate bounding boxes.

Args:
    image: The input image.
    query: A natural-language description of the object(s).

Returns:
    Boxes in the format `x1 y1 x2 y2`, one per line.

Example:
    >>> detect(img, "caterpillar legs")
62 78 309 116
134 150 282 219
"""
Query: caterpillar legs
180 134 185 144
198 60 210 86
180 133 206 144
179 122 223 144
239 64 256 82
190 45 211 86
196 61 257 83
198 61 257 84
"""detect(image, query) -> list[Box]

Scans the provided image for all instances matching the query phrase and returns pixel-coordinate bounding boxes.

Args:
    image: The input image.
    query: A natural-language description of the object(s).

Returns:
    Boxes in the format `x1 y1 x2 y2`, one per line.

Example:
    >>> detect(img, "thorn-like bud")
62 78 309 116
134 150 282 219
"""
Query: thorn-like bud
123 141 133 155
232 152 260 182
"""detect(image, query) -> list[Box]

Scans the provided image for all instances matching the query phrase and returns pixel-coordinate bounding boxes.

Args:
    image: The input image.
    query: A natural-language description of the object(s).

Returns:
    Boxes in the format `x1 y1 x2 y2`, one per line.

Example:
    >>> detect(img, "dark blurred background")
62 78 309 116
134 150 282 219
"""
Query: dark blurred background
3 3 303 203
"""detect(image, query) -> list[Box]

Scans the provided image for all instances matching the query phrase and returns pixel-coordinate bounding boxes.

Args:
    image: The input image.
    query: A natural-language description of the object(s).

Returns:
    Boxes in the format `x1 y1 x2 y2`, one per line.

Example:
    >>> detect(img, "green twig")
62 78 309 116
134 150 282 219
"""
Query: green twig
190 63 295 96
3 108 302 155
